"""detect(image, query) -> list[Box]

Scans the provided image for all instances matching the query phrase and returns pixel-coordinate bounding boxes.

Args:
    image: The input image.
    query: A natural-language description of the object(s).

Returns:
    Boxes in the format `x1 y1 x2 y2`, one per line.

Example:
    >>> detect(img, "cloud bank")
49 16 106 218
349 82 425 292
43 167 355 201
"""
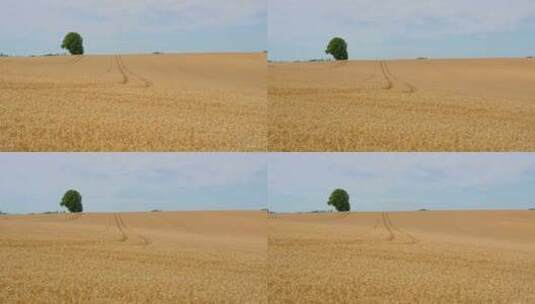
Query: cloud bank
269 0 535 60
0 0 266 54
268 153 535 212
0 153 267 213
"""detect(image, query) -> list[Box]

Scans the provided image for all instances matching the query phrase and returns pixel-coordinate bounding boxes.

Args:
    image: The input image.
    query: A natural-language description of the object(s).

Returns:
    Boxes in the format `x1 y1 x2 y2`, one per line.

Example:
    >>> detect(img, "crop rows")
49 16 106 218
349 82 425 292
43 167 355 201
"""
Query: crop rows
2 210 534 303
0 53 267 151
269 58 535 151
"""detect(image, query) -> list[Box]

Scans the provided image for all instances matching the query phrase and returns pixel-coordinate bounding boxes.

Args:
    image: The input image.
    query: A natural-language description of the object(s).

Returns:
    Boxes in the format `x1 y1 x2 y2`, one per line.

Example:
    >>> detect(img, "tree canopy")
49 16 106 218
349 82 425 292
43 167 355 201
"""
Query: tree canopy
60 189 83 213
325 37 348 61
61 32 84 55
327 189 350 212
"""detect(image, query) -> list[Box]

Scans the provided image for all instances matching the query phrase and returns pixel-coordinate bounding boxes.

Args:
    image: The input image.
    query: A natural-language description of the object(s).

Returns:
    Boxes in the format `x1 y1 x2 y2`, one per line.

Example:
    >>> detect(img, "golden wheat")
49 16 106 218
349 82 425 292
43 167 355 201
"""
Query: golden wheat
268 210 535 303
0 211 267 303
0 53 267 151
269 58 535 151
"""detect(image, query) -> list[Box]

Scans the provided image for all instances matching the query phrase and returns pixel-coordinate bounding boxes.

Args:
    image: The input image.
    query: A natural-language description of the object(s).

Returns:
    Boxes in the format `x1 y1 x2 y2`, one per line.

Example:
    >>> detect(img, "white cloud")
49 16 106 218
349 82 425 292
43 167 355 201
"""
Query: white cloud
0 153 266 213
56 0 266 32
60 153 265 189
0 0 265 39
270 0 535 39
268 153 535 211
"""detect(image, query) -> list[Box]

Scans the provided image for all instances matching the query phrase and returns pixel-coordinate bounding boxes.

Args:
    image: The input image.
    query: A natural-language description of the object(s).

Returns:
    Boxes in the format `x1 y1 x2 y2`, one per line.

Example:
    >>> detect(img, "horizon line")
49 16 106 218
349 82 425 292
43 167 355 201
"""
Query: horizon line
268 55 535 63
1 50 268 58
0 208 269 216
269 206 535 214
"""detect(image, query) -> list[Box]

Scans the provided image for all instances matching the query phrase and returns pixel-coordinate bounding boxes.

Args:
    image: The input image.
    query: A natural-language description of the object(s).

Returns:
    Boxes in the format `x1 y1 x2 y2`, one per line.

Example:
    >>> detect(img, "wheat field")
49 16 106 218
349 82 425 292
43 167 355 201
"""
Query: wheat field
269 58 535 151
0 53 266 151
0 211 266 303
269 210 535 303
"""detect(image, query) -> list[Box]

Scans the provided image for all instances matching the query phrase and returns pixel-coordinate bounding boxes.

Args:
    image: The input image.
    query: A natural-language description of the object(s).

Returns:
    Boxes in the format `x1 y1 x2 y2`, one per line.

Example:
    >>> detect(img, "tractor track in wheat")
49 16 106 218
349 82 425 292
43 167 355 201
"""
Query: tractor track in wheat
72 55 84 64
113 214 128 242
380 61 417 93
379 61 394 90
114 213 151 246
381 212 396 241
1 211 265 303
114 55 129 84
1 52 267 151
269 58 535 152
116 55 153 88
269 210 535 303
381 212 418 245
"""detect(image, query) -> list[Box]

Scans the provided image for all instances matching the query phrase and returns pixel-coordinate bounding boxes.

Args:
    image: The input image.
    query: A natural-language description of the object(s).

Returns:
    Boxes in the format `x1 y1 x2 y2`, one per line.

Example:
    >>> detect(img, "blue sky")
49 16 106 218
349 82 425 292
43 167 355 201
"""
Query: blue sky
2 153 535 214
269 0 535 60
0 153 267 214
0 0 266 55
268 153 535 212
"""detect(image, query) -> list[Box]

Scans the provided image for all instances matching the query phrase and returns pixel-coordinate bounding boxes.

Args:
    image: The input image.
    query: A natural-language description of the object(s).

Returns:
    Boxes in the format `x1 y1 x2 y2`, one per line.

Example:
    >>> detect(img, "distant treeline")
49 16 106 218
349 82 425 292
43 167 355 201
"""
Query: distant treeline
28 53 67 57
0 52 70 57
26 211 66 215
267 210 334 214
42 53 66 57
268 58 333 63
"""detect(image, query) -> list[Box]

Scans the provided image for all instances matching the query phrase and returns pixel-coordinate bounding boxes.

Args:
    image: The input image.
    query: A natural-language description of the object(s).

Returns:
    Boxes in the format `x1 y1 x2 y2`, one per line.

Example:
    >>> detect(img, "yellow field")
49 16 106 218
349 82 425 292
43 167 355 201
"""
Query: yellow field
269 210 535 303
0 211 266 303
269 58 535 151
0 53 266 151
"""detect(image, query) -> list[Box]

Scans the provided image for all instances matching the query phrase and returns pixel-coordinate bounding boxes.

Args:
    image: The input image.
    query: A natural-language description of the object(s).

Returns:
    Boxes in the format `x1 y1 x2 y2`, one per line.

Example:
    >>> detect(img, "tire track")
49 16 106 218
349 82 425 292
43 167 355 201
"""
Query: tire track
115 213 151 246
379 61 393 90
379 61 417 93
381 212 395 241
115 55 129 84
72 55 84 64
383 61 417 93
114 214 128 242
116 55 153 88
381 212 418 244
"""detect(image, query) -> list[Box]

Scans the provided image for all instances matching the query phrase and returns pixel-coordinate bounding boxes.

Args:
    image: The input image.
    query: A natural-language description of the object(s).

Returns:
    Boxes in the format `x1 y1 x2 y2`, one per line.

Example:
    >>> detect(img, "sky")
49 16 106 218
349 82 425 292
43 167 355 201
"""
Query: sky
0 0 266 56
269 0 535 60
268 153 535 212
2 153 535 214
0 153 267 214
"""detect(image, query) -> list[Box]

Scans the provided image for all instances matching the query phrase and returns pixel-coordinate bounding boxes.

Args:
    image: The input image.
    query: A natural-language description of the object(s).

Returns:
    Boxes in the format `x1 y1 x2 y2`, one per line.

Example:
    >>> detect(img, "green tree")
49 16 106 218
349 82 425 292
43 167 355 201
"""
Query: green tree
61 32 84 55
60 189 83 213
327 189 350 212
325 37 348 61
